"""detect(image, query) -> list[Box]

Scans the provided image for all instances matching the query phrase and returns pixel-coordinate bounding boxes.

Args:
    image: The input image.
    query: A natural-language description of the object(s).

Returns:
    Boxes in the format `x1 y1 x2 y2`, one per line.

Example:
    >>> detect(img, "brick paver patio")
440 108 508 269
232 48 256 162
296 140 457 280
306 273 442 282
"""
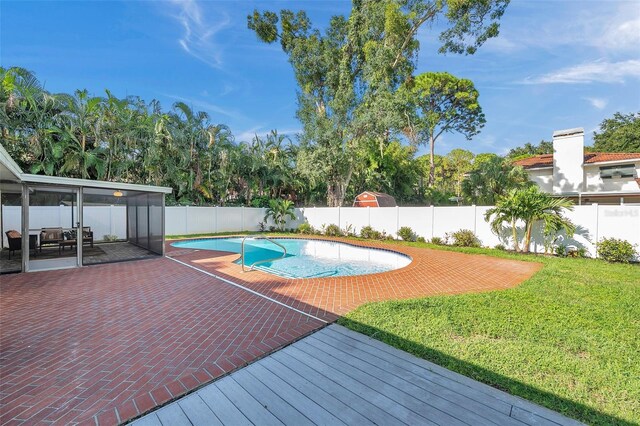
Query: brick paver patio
0 258 323 425
1 237 540 425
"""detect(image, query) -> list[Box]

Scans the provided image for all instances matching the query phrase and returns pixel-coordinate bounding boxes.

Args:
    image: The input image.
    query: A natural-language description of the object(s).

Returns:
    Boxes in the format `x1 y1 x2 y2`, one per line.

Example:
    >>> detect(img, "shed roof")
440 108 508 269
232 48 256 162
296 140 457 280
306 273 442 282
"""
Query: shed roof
354 191 397 207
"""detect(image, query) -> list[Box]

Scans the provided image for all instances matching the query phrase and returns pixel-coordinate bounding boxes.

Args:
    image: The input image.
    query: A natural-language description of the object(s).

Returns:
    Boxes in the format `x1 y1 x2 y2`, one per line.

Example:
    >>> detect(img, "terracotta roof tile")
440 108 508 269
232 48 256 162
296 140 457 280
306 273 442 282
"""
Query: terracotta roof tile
513 152 640 169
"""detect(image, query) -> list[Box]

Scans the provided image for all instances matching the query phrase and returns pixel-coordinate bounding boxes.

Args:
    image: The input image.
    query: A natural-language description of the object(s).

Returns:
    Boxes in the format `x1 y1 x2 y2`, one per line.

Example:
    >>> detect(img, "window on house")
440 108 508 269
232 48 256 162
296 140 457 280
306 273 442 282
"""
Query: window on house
599 164 635 179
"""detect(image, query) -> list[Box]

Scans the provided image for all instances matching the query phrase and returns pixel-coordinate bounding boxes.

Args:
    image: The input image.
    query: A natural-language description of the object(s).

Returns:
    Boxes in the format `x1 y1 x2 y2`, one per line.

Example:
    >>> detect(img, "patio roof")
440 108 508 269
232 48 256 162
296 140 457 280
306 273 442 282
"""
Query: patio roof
0 144 172 194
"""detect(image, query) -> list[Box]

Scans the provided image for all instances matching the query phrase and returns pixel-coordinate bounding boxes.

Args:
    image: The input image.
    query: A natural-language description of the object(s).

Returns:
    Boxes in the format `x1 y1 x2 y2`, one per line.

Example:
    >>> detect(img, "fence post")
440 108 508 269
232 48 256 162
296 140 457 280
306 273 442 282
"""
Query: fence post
396 206 400 239
241 206 245 231
367 206 371 227
214 206 218 234
185 205 190 235
594 203 599 258
431 205 435 239
337 206 341 228
472 204 477 234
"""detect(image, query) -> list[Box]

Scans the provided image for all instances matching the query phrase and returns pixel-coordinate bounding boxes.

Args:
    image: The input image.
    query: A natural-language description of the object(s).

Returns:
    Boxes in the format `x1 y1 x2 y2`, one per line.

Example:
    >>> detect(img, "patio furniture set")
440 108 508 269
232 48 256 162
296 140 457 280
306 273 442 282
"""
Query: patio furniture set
5 227 93 259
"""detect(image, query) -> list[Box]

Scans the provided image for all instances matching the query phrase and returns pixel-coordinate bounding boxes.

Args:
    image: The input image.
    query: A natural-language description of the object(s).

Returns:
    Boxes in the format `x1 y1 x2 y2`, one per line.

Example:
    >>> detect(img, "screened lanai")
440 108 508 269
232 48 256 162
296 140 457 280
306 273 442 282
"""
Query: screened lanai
0 145 171 273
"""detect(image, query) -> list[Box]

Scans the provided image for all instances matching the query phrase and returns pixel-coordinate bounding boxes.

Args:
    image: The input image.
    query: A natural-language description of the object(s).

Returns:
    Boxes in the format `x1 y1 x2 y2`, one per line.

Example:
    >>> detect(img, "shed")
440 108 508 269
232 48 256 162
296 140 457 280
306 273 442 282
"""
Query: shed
353 191 397 207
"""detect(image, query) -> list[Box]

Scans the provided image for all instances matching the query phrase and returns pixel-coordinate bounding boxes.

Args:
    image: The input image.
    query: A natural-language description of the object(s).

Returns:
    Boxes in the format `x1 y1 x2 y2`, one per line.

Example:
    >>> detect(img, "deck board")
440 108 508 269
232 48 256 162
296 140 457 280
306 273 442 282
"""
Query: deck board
132 324 585 426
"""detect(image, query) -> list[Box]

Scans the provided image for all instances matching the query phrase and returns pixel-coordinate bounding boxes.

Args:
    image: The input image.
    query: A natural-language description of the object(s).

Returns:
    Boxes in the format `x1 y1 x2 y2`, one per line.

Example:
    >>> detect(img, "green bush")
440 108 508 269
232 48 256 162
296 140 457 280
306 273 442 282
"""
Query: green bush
494 243 506 251
416 236 426 243
554 244 567 257
343 224 357 237
598 238 637 263
567 247 588 258
449 229 481 247
360 226 382 240
430 237 444 245
324 224 343 237
397 226 417 242
297 223 315 235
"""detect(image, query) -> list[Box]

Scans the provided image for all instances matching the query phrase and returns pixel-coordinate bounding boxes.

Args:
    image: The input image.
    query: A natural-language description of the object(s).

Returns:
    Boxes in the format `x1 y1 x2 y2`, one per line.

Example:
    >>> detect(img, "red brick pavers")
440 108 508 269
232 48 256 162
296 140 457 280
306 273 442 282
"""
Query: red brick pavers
0 258 323 425
167 236 542 321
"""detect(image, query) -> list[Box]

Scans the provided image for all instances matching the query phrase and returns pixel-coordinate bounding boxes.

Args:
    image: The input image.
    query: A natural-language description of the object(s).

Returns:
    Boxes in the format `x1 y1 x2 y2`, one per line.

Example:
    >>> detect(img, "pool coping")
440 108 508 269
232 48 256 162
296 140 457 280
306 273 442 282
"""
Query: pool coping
169 235 414 279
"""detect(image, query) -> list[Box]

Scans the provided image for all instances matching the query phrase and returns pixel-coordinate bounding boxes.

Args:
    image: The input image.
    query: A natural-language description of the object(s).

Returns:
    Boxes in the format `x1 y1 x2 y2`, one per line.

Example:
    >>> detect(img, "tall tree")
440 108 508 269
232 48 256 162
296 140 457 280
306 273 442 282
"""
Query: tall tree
592 112 640 152
462 154 531 205
507 140 553 160
248 0 508 206
405 72 485 186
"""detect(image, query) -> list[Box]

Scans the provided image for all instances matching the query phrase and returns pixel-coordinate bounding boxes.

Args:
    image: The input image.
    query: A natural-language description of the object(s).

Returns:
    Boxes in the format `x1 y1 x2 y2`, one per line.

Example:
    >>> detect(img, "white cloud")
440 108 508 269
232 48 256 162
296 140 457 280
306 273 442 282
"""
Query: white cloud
162 93 244 121
583 97 608 110
522 59 640 84
168 0 230 69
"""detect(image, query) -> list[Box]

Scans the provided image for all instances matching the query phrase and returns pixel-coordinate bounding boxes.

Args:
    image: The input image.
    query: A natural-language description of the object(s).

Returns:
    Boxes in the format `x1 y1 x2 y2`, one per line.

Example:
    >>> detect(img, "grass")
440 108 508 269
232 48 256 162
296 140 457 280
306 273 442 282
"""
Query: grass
338 243 640 425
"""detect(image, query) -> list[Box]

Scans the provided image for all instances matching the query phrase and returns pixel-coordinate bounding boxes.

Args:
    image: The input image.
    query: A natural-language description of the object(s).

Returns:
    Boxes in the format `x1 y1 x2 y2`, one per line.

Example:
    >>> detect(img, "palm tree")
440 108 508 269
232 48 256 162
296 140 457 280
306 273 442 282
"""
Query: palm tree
485 186 575 253
264 199 297 231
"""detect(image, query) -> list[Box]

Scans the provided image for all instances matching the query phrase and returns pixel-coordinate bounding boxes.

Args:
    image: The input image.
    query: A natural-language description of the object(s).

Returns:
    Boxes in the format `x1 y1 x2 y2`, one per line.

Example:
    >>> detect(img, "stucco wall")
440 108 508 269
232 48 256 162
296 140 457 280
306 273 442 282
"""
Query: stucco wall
584 162 640 192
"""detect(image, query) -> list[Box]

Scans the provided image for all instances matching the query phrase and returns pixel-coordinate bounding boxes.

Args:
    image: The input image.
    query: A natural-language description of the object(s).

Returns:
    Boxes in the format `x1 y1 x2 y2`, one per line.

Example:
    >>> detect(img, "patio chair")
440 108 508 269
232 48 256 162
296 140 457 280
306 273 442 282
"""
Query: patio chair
5 230 38 259
82 227 94 248
40 227 63 252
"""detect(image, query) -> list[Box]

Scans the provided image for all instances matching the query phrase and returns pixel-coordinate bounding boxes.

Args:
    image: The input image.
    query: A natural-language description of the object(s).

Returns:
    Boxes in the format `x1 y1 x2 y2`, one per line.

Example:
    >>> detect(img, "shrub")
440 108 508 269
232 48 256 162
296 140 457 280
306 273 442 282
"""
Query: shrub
598 238 637 263
449 229 481 247
297 223 315 235
397 226 417 242
494 244 506 251
258 221 266 232
343 224 357 237
324 224 343 237
567 247 588 258
360 226 382 240
103 234 118 242
554 244 567 257
430 237 444 245
416 236 426 243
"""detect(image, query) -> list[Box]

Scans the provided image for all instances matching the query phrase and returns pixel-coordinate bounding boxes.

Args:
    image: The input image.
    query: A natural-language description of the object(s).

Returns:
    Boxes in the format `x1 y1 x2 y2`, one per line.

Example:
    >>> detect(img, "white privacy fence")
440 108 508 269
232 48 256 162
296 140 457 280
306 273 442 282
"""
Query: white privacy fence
2 205 128 247
3 204 639 258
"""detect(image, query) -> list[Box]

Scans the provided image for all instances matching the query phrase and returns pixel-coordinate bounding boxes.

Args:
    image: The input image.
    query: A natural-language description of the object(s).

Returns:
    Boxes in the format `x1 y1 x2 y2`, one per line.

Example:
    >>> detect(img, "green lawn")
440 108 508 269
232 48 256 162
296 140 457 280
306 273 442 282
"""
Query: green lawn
338 244 640 425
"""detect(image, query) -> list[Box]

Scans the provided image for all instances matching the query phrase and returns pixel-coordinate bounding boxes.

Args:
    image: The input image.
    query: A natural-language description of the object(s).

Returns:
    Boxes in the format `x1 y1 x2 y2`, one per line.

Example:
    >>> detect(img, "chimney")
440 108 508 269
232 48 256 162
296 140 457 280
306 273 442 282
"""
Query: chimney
552 127 584 194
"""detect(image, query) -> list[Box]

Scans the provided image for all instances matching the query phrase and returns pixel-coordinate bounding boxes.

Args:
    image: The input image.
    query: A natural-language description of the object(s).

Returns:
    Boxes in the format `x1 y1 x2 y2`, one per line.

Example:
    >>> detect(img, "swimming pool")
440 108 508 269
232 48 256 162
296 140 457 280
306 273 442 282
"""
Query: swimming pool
171 237 411 279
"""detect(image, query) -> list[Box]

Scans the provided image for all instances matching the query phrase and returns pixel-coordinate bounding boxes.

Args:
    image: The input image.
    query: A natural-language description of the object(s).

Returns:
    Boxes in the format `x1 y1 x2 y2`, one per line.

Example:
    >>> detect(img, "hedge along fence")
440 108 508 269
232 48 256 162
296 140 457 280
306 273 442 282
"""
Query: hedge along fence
4 204 638 259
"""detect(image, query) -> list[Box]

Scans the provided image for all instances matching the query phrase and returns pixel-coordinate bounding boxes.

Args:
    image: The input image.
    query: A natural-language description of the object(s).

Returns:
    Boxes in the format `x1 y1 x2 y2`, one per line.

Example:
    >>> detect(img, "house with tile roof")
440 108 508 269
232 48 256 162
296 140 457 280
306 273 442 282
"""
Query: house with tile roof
513 128 640 205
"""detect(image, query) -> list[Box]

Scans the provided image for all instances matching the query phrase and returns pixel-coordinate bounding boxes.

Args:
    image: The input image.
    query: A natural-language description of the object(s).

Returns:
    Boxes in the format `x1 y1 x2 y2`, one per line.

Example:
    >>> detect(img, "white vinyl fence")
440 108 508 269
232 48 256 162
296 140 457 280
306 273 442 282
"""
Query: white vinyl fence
3 204 639 259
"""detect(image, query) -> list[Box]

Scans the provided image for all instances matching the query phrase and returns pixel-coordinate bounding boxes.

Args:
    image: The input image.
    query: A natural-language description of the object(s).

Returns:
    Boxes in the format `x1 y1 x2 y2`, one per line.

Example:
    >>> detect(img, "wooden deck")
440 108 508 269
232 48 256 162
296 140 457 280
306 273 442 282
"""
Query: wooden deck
130 325 584 426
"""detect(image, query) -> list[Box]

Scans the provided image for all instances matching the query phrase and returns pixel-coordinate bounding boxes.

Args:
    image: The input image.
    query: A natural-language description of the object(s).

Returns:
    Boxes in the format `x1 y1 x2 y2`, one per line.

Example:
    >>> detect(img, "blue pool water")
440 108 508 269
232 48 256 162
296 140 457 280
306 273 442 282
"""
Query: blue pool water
171 237 411 279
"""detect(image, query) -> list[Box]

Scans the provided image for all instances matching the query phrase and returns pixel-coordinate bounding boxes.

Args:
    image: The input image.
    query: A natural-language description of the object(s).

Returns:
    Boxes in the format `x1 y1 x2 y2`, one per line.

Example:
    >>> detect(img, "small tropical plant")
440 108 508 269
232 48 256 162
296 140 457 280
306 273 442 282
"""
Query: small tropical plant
342 224 357 237
297 222 315 235
397 226 417 242
598 238 637 263
430 236 444 245
448 229 481 247
264 199 296 231
416 236 426 243
485 186 575 253
494 243 506 251
324 224 343 237
103 234 118 242
360 226 382 240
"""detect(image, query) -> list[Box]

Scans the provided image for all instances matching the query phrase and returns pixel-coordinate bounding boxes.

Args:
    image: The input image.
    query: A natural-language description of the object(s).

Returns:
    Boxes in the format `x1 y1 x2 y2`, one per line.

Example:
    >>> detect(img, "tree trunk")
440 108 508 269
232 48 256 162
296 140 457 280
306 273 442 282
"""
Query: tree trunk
429 134 435 187
522 222 533 253
511 218 520 252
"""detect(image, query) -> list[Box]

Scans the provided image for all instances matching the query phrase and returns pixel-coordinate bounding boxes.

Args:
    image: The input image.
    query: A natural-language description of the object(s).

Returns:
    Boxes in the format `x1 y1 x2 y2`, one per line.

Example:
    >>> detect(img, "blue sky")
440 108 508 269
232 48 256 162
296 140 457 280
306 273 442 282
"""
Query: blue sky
1 0 639 155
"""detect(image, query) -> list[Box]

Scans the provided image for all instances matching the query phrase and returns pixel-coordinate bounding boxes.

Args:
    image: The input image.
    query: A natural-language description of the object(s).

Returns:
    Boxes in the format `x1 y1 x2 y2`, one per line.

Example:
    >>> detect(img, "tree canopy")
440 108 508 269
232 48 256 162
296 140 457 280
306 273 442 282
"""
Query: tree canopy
248 0 508 206
592 112 640 153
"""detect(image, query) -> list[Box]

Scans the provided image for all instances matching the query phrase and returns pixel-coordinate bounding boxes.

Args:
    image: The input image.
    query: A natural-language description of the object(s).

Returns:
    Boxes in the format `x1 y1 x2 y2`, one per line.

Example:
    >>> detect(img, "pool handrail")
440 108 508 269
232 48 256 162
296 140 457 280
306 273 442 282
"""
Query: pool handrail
240 235 287 272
